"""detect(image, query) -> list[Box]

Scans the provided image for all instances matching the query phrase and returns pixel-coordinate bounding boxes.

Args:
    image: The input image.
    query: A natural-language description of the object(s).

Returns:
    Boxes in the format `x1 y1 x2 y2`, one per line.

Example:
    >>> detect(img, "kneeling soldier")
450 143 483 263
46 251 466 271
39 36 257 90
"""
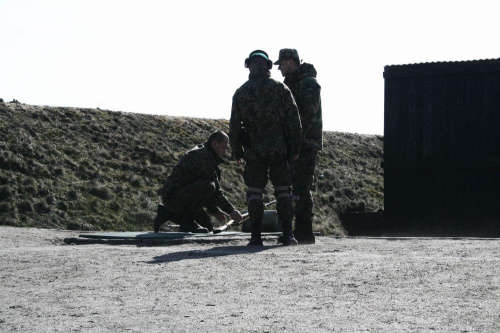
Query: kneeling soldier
153 130 243 233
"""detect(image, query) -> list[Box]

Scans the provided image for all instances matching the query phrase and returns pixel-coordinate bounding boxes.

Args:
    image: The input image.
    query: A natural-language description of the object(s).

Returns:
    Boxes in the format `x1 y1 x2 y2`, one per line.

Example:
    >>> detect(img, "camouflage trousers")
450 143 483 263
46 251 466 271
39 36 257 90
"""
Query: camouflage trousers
161 180 215 230
244 157 294 228
290 149 318 233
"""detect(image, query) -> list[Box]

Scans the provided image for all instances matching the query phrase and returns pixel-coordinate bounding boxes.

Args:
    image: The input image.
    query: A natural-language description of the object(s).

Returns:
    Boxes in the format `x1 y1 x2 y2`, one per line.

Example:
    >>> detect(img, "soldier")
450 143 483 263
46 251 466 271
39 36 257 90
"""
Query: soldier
153 130 243 233
230 50 303 246
275 48 323 244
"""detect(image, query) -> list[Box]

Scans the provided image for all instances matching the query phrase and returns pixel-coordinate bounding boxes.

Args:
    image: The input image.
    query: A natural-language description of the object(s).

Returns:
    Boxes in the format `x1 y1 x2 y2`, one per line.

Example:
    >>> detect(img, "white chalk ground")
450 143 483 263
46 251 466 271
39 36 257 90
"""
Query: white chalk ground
1 226 499 332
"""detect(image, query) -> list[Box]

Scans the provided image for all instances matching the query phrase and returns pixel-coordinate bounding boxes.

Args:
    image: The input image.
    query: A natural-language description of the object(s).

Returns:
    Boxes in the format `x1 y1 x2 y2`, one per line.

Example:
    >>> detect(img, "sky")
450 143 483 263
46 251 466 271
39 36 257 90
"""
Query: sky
1 0 499 135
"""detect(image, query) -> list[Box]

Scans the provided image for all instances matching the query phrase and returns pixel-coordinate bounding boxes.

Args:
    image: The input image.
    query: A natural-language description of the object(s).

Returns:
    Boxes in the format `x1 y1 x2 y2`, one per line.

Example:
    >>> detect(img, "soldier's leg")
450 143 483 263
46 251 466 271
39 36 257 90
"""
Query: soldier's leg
290 149 317 244
194 209 213 232
153 203 176 233
162 180 216 233
244 160 268 246
270 159 297 246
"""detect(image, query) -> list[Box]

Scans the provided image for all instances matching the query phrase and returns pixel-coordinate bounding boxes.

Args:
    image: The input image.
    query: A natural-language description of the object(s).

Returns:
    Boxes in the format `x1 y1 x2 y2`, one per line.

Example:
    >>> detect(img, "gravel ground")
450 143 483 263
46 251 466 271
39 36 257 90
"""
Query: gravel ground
1 226 499 332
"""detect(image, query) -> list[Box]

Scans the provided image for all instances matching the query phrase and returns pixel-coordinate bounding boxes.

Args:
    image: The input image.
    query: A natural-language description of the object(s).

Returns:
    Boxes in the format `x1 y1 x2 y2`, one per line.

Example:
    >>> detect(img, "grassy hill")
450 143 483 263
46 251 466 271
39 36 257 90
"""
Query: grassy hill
0 101 384 235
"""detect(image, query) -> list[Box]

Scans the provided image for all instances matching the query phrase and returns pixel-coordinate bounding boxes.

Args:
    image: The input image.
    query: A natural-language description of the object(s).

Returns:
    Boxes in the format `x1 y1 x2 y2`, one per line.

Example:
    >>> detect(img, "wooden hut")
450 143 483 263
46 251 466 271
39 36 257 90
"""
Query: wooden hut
383 58 500 236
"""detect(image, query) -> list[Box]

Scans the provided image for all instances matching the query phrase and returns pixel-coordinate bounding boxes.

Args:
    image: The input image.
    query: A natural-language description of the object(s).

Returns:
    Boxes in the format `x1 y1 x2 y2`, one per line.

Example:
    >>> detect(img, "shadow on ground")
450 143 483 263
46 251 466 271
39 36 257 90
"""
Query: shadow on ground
146 245 280 264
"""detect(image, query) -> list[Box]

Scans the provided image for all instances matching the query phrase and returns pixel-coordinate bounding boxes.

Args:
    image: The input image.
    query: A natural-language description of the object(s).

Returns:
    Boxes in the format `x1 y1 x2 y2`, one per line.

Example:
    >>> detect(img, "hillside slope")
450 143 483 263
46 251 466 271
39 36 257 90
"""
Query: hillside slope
0 101 383 235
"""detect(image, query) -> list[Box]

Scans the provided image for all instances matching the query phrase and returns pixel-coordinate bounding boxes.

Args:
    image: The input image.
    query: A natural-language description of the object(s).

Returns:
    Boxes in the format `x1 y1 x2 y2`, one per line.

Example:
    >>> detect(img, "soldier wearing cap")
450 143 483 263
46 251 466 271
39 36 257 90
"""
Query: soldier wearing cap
275 48 323 245
153 130 243 233
229 50 303 246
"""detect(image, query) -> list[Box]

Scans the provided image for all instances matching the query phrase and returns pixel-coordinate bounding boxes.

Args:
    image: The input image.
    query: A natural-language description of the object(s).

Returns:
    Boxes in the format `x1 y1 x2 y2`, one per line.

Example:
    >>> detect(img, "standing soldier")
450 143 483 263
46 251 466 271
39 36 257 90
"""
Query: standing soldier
275 49 323 244
230 50 303 246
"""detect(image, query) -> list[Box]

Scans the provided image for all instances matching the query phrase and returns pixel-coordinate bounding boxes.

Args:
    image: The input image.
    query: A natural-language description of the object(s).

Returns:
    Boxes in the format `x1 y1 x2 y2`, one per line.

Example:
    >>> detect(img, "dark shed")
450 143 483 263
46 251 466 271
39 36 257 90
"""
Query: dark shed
384 58 500 236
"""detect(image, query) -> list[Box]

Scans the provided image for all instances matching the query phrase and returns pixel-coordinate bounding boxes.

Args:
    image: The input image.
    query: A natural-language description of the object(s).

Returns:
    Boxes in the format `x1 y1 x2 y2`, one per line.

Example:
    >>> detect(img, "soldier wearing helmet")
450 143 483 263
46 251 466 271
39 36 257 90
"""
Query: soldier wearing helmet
229 50 303 246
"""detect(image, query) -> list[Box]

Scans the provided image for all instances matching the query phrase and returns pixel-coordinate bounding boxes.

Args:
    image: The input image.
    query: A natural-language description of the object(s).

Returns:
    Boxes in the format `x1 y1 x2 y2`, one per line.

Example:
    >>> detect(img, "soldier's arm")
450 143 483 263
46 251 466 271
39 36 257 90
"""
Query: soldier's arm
282 85 303 157
229 95 244 160
213 189 235 215
297 78 321 136
205 187 235 216
206 168 235 215
205 195 220 215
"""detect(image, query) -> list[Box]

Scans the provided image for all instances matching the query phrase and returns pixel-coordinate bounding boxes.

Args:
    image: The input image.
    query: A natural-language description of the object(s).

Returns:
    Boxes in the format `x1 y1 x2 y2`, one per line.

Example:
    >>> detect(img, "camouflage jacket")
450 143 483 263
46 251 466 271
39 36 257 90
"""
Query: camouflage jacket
229 68 302 162
284 63 323 151
159 142 234 214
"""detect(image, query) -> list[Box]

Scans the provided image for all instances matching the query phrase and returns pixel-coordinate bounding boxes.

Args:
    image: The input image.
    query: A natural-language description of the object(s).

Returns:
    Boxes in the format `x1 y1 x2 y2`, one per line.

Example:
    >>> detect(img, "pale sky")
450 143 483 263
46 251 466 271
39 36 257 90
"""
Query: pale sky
1 0 499 135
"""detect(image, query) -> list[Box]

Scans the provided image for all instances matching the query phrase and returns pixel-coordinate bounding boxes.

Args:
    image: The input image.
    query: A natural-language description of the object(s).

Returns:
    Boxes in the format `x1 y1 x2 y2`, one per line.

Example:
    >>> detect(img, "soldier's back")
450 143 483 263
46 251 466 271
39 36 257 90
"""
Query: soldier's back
233 77 289 162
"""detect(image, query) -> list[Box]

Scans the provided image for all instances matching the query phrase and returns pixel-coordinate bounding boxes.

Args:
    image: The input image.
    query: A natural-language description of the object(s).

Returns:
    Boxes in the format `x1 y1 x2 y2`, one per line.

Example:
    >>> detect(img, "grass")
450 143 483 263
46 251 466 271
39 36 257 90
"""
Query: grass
0 101 384 235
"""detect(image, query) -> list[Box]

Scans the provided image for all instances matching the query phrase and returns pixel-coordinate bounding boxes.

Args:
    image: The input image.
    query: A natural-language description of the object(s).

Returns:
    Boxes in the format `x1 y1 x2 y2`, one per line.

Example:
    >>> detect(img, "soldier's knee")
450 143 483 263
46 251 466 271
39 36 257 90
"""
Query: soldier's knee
274 185 291 201
247 187 264 204
297 191 313 202
274 185 293 221
247 187 264 218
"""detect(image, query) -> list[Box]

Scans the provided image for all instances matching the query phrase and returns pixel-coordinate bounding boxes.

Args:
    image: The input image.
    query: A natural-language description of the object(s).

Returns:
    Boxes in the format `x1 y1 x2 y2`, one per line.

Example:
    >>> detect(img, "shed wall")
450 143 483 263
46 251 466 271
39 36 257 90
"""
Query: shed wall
384 61 500 236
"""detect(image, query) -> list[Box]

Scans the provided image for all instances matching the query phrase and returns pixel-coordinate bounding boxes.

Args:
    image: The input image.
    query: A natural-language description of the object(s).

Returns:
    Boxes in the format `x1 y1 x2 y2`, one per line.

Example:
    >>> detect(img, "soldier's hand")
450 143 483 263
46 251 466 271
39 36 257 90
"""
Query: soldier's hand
213 211 227 222
291 153 299 161
230 210 244 223
238 158 246 165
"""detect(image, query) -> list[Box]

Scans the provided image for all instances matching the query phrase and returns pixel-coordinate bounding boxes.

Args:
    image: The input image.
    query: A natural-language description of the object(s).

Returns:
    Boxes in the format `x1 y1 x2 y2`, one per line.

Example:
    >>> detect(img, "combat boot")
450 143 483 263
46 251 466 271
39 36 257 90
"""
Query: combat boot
294 232 315 245
247 238 264 246
276 233 314 244
153 203 174 233
179 220 209 233
194 209 214 232
281 219 298 246
293 219 315 245
247 220 263 246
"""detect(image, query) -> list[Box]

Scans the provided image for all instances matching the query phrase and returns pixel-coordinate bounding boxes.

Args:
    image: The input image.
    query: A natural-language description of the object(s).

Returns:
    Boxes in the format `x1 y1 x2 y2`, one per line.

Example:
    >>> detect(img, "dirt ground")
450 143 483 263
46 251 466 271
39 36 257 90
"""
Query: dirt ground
1 226 499 332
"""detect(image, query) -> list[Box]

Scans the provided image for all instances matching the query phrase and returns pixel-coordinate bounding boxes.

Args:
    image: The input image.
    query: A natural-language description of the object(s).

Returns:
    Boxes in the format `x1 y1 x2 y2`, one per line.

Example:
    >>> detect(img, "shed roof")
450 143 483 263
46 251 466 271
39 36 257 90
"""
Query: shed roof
384 58 500 79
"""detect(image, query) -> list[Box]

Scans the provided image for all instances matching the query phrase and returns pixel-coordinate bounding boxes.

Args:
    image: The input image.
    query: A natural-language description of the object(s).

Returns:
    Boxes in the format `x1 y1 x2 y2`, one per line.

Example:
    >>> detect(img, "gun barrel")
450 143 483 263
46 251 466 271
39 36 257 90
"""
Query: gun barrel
212 199 277 234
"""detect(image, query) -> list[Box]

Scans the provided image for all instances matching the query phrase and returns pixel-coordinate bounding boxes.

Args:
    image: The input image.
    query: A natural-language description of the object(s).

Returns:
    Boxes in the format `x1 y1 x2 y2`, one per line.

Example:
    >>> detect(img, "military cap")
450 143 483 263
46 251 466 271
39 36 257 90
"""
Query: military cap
274 48 300 65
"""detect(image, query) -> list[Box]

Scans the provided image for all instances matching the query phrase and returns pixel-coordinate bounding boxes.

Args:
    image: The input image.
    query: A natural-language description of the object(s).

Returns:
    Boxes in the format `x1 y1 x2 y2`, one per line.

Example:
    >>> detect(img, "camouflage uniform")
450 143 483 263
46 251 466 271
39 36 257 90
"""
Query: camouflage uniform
276 49 323 243
158 142 235 231
230 56 302 245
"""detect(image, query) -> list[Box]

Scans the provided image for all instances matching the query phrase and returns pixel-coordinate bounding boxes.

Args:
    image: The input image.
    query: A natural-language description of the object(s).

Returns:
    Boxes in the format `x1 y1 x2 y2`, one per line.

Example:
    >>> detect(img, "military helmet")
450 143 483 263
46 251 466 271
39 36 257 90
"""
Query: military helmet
245 50 273 70
274 48 300 65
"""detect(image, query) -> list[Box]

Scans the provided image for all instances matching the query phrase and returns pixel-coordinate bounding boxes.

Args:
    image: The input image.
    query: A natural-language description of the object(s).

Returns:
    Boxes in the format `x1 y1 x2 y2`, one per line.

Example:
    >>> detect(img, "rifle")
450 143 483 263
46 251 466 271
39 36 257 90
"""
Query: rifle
212 200 277 234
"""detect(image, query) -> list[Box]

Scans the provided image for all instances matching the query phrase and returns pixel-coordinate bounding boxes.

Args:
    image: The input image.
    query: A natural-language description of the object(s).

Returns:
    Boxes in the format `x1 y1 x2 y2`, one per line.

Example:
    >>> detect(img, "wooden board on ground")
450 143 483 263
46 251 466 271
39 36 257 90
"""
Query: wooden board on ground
79 231 282 240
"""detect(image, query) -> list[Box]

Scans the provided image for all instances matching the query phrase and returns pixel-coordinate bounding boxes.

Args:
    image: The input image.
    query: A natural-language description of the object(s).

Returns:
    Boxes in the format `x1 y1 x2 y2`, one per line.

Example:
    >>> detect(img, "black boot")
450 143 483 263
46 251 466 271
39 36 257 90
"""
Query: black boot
294 219 315 245
247 219 263 246
281 219 298 246
179 220 209 233
248 238 263 246
194 209 214 232
153 204 173 233
294 231 315 244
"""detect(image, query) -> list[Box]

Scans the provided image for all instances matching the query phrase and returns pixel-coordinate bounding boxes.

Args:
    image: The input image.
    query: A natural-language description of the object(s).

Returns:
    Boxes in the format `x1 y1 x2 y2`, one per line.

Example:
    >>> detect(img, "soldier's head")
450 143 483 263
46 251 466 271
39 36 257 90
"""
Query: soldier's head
274 48 300 77
244 50 273 72
208 130 229 157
